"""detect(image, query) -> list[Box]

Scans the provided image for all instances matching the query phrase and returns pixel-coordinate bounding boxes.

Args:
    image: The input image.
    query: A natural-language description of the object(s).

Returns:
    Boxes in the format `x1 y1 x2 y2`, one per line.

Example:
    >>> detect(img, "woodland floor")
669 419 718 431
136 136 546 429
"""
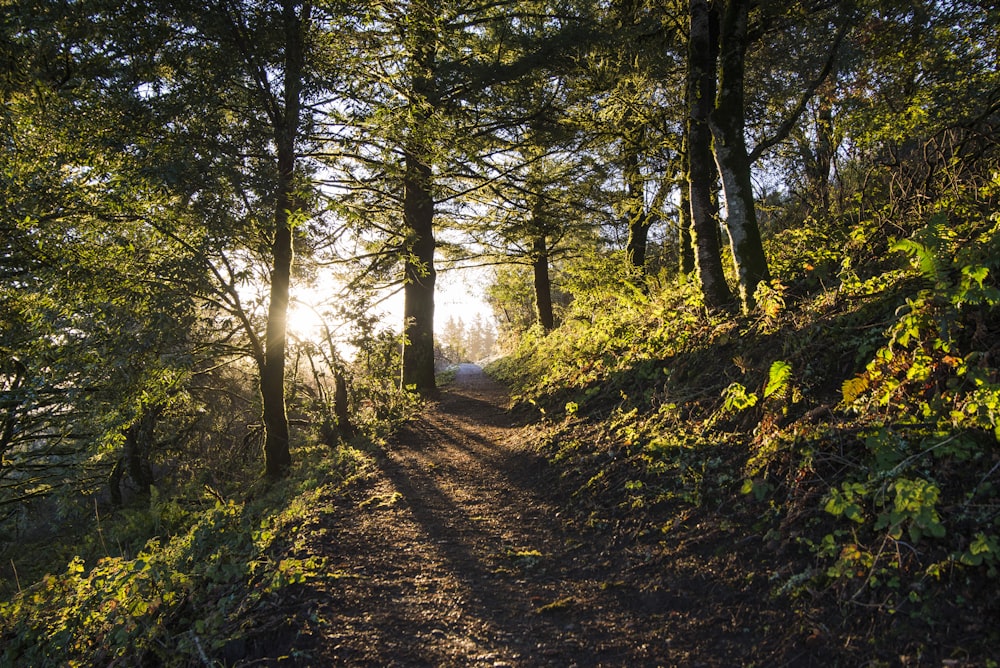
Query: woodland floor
263 365 822 667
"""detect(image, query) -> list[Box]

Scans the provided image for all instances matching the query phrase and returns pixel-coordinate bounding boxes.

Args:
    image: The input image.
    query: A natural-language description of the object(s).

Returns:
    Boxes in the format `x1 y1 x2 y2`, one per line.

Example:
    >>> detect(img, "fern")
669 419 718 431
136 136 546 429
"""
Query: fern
840 375 869 406
891 212 952 287
764 360 793 400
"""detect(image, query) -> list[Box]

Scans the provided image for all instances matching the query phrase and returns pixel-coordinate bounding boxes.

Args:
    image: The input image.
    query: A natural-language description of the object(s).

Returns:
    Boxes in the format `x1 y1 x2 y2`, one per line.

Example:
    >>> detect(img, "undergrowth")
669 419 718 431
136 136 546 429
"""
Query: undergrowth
487 181 1000 662
0 444 372 666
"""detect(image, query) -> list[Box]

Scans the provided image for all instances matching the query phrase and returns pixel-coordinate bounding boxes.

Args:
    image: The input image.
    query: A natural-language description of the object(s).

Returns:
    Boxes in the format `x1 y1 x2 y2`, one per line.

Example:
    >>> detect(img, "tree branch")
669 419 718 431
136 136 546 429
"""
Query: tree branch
748 18 850 163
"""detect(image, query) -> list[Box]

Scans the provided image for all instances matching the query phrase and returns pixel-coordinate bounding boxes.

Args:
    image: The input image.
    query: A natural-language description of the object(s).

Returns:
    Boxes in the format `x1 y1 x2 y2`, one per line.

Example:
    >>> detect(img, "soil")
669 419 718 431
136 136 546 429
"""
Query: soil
287 364 812 667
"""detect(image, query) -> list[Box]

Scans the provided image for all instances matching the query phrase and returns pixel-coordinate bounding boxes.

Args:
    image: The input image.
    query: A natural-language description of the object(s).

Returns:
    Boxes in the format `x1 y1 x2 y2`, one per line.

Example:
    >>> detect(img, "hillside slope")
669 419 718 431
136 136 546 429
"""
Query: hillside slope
486 217 1000 664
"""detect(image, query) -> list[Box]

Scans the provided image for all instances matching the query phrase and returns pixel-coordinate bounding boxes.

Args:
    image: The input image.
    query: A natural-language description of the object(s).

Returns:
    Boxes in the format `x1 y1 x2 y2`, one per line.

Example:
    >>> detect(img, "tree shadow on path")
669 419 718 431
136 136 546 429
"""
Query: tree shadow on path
293 366 766 667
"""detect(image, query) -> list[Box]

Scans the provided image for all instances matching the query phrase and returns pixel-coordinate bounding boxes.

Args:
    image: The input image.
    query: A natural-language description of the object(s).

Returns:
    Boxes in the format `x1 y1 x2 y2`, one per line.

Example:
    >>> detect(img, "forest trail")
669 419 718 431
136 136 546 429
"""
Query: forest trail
294 365 779 667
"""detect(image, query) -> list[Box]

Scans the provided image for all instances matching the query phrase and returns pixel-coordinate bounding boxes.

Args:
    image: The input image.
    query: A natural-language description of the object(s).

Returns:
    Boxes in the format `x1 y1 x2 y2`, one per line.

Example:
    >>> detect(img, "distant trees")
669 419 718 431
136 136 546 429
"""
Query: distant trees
437 315 498 364
470 110 605 332
323 0 520 393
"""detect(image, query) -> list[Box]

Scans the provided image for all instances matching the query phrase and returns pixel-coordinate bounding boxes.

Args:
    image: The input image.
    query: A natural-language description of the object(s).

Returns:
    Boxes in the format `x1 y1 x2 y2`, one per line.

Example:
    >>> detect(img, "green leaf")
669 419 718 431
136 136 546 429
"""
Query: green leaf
764 360 792 399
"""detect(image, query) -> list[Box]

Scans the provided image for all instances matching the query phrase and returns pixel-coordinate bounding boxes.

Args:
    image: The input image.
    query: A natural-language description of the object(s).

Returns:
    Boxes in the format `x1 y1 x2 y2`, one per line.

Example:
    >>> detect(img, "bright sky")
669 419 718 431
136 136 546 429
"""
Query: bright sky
285 265 494 344
432 265 495 326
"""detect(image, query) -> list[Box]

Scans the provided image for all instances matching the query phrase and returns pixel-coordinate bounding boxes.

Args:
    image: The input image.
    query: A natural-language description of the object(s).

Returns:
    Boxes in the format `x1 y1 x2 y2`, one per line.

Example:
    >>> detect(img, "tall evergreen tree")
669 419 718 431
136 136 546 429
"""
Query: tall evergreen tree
399 0 442 393
325 0 601 388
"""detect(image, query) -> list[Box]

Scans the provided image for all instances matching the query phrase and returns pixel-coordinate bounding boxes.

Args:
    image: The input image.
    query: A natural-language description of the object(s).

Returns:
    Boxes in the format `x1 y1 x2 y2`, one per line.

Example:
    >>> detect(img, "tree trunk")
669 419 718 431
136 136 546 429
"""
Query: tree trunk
678 133 695 276
623 122 651 272
0 358 26 457
531 232 554 331
687 0 733 309
711 0 770 312
333 368 355 441
401 148 438 393
678 181 695 275
803 77 837 217
625 212 652 272
399 0 439 395
109 458 125 506
261 0 305 478
124 407 157 495
112 404 160 503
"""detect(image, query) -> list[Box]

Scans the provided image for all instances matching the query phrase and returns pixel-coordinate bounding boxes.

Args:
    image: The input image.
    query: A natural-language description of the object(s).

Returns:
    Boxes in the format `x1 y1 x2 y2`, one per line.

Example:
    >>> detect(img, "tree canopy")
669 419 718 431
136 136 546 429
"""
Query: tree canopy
2 0 1000 662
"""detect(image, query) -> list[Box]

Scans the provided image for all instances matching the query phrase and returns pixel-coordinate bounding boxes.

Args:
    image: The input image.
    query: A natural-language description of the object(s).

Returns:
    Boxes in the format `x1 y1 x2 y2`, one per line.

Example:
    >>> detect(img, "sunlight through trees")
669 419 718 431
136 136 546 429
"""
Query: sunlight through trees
3 0 1000 662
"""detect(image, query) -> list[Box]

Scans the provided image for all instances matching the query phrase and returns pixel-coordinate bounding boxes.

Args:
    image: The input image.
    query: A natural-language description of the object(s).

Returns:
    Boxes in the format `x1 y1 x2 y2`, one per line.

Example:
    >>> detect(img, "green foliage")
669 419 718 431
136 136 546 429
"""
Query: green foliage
958 533 1000 574
765 223 844 289
824 482 868 524
347 328 423 438
721 382 758 414
0 445 370 666
3 0 999 662
496 150 1000 662
488 254 703 411
764 361 793 401
753 280 788 332
877 477 946 543
782 197 1000 612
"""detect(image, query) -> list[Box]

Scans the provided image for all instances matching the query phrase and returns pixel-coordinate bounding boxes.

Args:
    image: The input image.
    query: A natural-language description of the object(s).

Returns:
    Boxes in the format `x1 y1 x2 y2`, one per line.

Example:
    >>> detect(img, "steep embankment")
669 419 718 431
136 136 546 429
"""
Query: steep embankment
483 227 1000 665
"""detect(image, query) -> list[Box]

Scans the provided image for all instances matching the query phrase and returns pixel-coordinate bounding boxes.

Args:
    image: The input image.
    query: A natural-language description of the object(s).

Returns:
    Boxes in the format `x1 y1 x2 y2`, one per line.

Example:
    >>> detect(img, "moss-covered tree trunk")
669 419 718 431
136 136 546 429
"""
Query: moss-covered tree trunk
678 132 696 276
710 0 770 312
623 121 652 272
687 0 733 309
625 212 652 272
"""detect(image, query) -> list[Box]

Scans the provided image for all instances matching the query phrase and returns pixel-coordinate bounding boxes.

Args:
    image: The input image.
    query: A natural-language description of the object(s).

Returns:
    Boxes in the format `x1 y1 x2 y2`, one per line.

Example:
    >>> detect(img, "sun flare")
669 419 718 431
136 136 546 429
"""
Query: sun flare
286 299 329 344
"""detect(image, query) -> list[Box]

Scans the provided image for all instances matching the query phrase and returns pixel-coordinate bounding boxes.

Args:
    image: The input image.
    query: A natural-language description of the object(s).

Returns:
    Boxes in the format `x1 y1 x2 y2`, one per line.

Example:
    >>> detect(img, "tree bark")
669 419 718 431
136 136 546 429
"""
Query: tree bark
401 148 438 393
261 0 306 478
531 232 554 331
111 403 161 503
123 406 157 495
624 211 652 272
623 122 652 272
333 368 355 441
399 0 439 395
0 357 26 457
711 0 771 312
678 181 695 275
687 0 733 309
678 132 696 276
109 458 125 506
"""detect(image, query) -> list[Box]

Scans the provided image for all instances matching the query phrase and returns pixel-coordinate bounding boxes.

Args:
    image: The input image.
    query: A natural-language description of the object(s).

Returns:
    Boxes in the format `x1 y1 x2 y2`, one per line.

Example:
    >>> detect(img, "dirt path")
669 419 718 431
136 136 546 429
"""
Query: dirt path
294 365 766 666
